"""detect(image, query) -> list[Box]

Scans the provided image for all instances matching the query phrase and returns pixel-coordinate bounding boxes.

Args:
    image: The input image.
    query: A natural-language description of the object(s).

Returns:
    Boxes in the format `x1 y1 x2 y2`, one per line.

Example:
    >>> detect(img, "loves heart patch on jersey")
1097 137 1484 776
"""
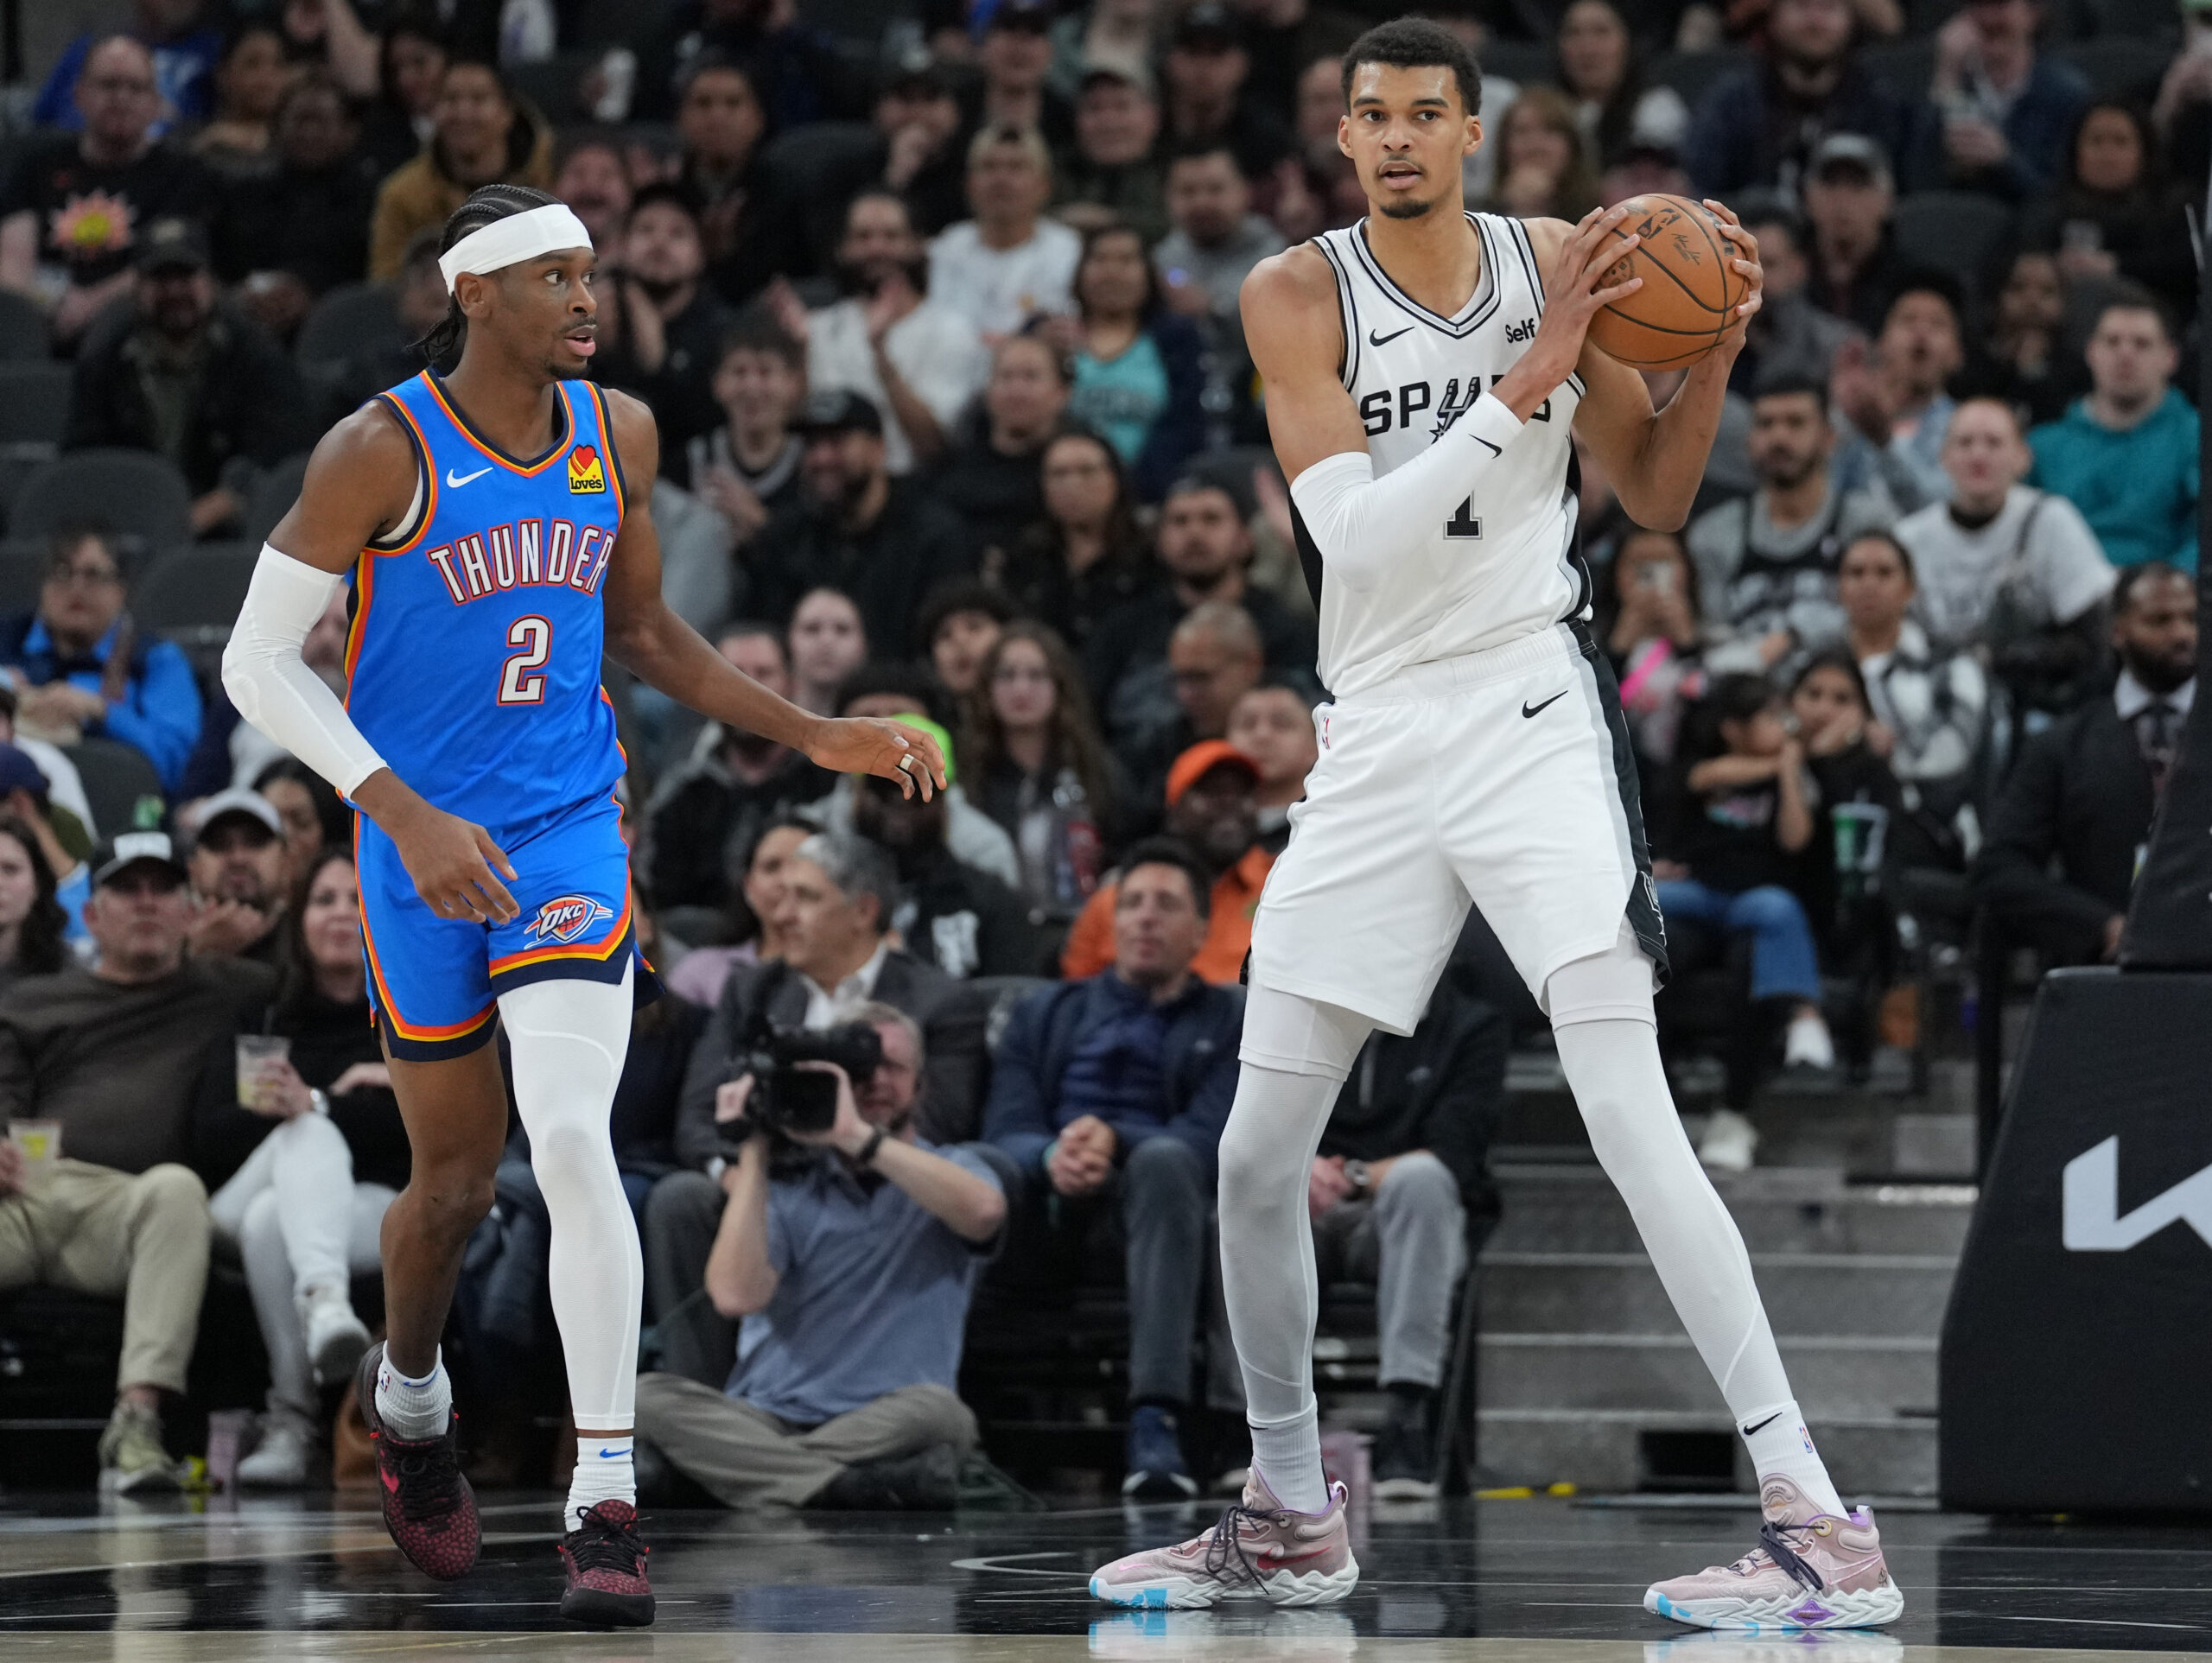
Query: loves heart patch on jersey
568 444 607 493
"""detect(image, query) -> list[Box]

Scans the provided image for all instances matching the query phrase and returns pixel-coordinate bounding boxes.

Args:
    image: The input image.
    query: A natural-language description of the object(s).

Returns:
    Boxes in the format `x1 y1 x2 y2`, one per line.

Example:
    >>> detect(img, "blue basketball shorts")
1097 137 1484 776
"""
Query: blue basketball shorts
357 791 651 1061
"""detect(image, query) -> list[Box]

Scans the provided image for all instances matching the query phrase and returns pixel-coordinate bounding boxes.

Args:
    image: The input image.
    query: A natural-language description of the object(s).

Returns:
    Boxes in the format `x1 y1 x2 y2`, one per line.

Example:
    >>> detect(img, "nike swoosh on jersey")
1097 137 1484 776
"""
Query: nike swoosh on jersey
1368 325 1414 346
1522 689 1567 719
445 466 494 487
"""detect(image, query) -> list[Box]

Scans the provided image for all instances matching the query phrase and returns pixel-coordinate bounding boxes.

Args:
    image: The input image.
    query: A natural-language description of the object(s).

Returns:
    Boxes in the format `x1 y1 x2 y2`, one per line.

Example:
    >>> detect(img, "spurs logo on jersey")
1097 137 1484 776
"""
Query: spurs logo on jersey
1294 213 1592 697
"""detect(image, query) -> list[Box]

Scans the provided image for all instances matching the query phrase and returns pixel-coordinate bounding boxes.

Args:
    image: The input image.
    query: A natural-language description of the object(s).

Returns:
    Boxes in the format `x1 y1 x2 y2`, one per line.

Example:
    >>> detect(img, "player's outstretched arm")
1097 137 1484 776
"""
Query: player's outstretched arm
226 407 521 925
595 390 946 801
1541 200 1764 533
1244 233 1630 591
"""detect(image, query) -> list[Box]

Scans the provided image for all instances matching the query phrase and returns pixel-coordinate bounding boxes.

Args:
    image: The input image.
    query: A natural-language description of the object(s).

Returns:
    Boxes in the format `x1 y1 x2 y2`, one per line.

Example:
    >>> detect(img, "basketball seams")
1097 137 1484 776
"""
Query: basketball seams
1605 218 1728 318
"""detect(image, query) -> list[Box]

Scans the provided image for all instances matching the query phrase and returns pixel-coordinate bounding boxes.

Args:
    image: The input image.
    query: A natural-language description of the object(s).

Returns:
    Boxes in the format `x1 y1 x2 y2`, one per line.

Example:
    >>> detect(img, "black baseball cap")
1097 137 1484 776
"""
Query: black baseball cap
1174 2 1243 49
137 217 211 274
988 0 1053 32
92 830 188 889
791 390 885 437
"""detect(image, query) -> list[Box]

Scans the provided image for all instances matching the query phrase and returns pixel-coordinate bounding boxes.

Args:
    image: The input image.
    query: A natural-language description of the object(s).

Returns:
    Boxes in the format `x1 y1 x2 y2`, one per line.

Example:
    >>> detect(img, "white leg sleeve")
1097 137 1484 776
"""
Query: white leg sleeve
1219 982 1374 1511
221 544 388 797
497 963 641 1431
1548 1008 1791 1413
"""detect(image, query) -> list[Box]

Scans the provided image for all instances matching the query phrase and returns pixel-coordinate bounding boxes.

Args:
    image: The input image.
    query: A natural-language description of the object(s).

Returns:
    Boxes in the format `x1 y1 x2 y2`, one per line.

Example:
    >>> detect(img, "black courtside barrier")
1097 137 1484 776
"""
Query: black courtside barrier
1938 968 2212 1512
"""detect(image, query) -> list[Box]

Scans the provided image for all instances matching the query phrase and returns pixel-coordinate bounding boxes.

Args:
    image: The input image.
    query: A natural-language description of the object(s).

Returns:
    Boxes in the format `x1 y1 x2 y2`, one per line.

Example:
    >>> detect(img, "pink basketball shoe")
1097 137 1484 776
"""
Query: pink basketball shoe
1089 1473 1361 1609
1646 1476 1904 1630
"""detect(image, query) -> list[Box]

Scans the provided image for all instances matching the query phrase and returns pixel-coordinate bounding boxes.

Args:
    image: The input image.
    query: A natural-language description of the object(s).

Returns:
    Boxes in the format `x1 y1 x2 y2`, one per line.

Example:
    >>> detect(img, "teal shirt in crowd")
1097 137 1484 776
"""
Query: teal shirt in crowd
2029 390 2200 574
1071 333 1170 465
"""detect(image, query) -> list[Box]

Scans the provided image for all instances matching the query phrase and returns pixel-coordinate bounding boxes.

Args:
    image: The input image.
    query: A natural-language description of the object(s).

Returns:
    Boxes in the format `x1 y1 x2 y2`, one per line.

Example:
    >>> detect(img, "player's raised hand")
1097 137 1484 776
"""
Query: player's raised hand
1499 206 1644 418
807 716 948 801
1702 199 1764 349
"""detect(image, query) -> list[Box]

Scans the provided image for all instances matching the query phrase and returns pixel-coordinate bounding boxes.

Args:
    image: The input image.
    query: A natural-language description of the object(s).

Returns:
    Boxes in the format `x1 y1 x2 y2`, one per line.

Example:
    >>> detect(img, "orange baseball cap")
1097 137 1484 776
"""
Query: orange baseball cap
1164 739 1259 808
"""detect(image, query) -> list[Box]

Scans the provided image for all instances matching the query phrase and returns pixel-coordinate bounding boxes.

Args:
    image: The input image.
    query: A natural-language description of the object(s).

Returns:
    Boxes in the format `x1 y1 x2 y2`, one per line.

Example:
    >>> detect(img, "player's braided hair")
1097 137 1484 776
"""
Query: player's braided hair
416 182 563 372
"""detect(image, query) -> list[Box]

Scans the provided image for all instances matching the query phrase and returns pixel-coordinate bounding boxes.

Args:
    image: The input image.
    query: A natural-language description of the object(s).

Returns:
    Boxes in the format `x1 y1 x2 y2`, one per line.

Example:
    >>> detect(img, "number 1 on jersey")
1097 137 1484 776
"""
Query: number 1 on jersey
1445 498 1484 539
499 615 552 704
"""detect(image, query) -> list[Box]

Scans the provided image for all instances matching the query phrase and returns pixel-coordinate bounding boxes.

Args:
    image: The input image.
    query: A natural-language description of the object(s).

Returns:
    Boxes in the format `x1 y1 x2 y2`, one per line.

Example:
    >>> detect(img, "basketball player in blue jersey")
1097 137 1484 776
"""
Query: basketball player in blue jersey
1090 21 1904 1631
221 185 945 1627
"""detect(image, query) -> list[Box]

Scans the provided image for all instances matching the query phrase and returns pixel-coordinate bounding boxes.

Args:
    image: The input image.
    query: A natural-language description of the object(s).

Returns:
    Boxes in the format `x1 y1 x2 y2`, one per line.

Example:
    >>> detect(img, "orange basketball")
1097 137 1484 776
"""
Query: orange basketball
1582 194 1747 372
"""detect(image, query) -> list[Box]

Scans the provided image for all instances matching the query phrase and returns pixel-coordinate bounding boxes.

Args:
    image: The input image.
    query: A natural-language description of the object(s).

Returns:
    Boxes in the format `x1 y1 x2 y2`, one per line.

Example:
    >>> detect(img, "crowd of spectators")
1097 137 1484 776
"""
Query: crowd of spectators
0 0 2201 1501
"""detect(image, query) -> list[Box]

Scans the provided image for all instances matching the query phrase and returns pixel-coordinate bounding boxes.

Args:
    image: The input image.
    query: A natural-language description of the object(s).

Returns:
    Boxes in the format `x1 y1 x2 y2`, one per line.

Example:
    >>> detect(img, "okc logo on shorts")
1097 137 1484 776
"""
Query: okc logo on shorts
524 893 612 946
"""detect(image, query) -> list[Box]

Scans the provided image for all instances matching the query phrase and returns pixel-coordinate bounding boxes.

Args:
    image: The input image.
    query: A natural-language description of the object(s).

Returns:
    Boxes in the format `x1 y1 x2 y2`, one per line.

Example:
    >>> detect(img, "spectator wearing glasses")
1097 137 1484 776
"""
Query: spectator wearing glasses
33 3 224 136
67 216 314 538
3 35 218 346
0 529 203 797
635 1001 1004 1511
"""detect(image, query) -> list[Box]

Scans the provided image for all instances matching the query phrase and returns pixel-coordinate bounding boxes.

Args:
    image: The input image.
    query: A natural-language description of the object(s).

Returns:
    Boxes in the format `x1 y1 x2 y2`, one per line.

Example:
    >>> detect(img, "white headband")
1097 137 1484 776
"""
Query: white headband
439 204 594 295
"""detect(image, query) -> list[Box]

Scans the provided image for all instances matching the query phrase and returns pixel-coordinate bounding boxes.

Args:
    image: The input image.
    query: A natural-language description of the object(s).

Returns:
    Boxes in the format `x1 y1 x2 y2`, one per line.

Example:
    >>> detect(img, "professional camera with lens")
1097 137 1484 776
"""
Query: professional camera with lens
725 1021 885 1139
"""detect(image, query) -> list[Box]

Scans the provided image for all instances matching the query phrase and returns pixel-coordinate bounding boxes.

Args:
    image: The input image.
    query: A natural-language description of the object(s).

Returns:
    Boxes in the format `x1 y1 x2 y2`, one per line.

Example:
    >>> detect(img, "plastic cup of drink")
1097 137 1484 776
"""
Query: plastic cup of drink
236 1036 291 1110
7 1119 59 1183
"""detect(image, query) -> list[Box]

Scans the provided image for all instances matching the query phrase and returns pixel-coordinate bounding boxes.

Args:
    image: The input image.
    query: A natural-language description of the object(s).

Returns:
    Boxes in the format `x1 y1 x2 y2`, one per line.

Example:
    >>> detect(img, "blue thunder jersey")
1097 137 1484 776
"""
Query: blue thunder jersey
346 371 627 831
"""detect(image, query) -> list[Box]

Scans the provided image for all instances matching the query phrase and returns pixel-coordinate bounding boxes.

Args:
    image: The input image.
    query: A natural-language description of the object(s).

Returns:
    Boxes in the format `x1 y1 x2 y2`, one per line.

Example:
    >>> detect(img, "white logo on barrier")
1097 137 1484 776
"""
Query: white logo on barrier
2061 1137 2212 1251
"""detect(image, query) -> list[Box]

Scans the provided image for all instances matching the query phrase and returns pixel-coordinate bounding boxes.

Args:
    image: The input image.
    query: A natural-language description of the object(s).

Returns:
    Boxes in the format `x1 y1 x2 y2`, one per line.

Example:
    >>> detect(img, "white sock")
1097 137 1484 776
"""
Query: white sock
1249 1405 1329 1514
1784 1010 1834 1069
375 1348 451 1441
1738 1399 1847 1517
568 1434 635 1532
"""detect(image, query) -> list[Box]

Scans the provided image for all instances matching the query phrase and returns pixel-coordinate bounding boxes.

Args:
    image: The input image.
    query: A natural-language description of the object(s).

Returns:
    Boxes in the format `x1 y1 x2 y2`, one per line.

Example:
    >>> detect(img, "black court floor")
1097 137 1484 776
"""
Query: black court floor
2 1492 2209 1660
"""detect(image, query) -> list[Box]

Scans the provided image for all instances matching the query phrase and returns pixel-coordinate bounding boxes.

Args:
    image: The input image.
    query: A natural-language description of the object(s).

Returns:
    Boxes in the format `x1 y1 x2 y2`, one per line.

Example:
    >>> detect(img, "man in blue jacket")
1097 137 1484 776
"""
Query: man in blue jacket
0 529 201 795
1686 0 1936 199
2030 290 2200 574
984 835 1241 1499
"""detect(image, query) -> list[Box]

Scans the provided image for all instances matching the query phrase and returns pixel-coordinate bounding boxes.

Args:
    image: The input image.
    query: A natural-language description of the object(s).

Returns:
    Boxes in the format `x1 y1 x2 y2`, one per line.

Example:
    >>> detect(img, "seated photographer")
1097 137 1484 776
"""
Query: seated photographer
983 838 1242 1499
635 1003 1005 1511
1306 970 1507 1501
648 834 987 1384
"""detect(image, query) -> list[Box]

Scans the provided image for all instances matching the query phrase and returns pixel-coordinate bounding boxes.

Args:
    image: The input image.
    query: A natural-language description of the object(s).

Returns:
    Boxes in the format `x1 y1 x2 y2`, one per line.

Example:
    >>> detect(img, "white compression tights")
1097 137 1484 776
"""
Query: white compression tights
1222 933 1840 1515
496 964 642 1432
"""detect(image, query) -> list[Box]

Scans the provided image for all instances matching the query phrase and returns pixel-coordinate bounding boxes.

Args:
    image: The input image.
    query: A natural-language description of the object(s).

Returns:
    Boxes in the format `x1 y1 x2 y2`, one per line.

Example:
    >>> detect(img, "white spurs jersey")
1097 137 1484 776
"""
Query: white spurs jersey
1297 212 1590 695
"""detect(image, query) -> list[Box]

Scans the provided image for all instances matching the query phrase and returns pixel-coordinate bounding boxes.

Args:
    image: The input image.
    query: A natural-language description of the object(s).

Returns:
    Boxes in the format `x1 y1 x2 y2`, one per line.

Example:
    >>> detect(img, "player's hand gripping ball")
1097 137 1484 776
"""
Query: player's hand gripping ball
1583 194 1756 372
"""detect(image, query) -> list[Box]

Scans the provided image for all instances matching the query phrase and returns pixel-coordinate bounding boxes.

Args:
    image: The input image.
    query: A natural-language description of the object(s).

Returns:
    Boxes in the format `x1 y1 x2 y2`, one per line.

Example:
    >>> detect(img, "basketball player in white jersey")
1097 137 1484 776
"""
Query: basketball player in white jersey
1089 21 1903 1631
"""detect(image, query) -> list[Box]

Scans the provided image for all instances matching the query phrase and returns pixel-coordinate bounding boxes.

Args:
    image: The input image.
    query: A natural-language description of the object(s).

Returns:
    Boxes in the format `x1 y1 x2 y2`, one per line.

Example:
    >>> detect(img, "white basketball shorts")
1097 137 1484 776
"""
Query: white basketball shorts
1249 620 1669 1036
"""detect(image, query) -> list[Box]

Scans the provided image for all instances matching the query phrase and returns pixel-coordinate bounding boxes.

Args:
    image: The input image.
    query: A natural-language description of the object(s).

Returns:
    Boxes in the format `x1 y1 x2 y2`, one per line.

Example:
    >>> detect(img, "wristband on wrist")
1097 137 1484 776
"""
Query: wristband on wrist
855 1126 887 1168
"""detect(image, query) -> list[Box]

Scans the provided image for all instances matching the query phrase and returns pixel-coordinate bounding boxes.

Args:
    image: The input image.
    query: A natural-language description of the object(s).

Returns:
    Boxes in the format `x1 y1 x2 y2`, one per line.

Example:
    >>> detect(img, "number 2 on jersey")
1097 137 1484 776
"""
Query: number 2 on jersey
499 615 552 704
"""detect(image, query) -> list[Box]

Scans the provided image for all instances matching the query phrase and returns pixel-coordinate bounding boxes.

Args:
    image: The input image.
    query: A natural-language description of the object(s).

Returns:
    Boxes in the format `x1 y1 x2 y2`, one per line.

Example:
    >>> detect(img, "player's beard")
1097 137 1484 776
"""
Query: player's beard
1376 194 1437 220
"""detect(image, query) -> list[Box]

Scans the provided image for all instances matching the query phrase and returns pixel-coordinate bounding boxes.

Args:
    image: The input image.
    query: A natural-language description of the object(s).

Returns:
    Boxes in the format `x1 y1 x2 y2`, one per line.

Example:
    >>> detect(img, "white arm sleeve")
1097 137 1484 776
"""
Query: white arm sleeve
1286 392 1529 593
221 544 389 798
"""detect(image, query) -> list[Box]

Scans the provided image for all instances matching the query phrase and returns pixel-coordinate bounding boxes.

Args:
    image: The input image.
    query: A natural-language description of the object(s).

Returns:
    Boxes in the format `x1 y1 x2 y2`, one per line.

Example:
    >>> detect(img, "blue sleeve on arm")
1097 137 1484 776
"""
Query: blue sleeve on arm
99 642 204 793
